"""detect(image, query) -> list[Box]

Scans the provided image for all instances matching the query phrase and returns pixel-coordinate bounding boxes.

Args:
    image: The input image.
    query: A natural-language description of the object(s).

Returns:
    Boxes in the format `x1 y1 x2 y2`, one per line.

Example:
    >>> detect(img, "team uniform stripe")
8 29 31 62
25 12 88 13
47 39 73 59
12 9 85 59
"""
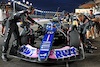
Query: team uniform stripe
47 35 50 41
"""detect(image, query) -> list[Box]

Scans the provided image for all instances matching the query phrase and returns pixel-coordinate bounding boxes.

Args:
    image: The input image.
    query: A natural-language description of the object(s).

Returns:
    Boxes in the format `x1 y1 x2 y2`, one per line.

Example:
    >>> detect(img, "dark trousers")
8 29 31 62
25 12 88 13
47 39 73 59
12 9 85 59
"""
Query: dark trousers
2 20 21 53
79 25 87 44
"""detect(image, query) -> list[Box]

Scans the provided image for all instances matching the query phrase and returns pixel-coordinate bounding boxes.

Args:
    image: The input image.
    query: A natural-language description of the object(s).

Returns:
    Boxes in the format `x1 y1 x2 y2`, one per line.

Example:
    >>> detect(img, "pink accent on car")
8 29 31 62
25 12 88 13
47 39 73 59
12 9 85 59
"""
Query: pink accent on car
25 45 78 59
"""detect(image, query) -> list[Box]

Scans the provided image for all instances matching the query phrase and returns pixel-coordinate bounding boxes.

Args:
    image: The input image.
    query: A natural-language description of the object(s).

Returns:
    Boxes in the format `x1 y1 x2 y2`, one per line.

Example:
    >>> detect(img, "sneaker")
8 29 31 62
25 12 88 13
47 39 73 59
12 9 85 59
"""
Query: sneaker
1 34 4 37
1 53 9 61
88 49 93 53
92 36 95 39
89 35 92 37
91 46 97 50
96 33 99 37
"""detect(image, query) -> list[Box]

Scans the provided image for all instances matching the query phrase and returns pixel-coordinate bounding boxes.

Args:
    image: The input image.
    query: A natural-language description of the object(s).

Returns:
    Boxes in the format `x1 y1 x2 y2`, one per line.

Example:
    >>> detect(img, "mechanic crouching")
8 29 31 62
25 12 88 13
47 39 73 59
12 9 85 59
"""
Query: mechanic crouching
1 6 36 61
77 13 97 53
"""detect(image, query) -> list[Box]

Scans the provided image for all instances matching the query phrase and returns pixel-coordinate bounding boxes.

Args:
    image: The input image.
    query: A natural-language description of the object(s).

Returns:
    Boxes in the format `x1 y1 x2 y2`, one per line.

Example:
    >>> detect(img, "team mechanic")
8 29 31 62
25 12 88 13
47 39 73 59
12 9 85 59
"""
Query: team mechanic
1 6 38 61
77 14 97 53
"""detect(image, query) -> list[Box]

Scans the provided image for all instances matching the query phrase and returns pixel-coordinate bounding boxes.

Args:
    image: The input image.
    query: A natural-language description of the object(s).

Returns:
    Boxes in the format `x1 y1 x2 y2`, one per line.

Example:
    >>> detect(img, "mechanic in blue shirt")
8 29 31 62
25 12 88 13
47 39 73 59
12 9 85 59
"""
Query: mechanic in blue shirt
88 10 95 39
1 6 37 61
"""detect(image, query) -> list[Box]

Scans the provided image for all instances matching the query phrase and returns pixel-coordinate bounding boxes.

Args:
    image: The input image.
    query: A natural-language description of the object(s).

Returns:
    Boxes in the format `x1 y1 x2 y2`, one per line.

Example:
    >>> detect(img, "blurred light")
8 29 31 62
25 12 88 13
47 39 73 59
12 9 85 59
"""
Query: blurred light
8 0 10 1
26 1 29 5
30 3 32 5
18 1 21 4
12 0 14 1
8 2 11 5
23 0 25 3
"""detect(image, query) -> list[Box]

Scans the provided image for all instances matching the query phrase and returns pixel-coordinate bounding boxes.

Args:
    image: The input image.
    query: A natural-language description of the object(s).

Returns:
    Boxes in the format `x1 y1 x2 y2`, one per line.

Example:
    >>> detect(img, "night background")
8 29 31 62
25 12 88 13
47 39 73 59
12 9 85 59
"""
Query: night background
0 0 91 12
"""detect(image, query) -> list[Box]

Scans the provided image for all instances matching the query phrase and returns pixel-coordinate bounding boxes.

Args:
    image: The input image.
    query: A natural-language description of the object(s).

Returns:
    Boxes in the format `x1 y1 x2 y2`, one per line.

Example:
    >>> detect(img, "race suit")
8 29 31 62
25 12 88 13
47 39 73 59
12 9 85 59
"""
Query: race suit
2 10 35 53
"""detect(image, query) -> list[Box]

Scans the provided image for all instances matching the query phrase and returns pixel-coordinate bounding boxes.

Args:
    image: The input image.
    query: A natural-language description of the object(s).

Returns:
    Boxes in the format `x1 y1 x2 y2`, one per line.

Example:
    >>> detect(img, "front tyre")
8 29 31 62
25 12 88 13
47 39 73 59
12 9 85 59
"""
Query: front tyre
69 30 80 48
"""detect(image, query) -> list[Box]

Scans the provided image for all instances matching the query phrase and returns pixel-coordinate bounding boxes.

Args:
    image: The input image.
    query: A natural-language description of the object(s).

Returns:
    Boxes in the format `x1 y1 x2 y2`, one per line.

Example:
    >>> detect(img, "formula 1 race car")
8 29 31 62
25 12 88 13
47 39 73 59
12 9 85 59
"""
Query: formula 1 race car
9 19 85 65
